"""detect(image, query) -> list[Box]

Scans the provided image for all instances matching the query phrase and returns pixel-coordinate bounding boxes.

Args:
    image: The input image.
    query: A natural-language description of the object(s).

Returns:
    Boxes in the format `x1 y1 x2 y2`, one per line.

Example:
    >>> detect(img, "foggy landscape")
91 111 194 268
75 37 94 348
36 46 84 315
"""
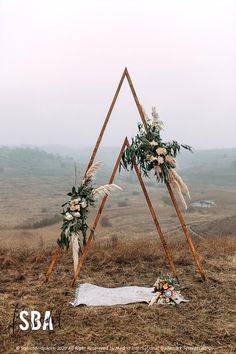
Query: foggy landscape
0 1 235 353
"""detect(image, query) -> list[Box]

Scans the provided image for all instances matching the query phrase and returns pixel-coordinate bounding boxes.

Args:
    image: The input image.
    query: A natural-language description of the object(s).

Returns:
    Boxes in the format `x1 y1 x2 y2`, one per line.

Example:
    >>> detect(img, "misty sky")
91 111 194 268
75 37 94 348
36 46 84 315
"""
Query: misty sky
0 0 235 149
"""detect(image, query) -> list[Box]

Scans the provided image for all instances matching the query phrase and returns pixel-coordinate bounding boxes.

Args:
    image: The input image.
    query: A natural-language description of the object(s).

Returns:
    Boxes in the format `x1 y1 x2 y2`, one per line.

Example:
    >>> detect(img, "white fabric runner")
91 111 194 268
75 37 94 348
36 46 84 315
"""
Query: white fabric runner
70 283 188 307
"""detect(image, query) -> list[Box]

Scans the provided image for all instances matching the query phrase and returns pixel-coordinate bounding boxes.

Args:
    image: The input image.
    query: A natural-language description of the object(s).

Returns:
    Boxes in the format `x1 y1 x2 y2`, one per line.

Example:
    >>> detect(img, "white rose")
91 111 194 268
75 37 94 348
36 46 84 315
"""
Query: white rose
150 140 157 146
157 156 164 165
71 198 79 204
70 205 77 211
74 212 81 218
80 201 87 208
65 212 73 221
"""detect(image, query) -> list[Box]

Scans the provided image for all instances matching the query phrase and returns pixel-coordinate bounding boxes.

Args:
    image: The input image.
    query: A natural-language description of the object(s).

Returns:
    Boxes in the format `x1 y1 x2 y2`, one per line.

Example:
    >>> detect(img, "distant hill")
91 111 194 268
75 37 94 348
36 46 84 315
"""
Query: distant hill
40 144 122 166
192 215 236 237
0 145 236 186
41 145 236 186
0 146 75 176
178 148 236 186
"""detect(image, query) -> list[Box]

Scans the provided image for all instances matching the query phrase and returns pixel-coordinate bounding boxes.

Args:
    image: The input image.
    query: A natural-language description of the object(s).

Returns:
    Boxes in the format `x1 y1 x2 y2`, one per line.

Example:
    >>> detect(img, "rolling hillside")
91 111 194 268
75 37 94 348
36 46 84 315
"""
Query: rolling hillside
2 145 234 186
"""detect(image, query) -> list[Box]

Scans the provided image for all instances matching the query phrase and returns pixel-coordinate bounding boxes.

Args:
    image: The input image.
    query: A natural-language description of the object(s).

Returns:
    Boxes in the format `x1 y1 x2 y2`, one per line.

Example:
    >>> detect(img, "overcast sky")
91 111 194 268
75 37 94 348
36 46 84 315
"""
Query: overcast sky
0 0 235 149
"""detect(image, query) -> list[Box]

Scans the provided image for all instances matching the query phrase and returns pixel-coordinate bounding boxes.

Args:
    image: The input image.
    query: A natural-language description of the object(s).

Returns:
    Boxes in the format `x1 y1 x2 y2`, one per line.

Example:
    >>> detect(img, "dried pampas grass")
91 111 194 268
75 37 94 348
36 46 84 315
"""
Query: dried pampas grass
165 155 177 168
154 165 162 176
168 168 190 210
82 161 103 185
71 233 81 274
152 107 163 131
93 184 122 199
141 106 163 132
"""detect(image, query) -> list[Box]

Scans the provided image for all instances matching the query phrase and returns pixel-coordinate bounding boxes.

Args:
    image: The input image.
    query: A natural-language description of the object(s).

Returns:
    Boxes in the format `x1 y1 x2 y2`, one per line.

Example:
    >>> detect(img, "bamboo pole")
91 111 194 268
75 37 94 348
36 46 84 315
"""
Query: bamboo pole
166 182 206 281
72 137 178 286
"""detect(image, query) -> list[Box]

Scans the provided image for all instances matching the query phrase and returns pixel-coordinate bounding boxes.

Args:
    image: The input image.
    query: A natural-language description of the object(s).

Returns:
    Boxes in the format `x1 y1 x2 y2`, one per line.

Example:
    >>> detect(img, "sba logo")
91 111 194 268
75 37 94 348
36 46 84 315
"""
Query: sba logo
19 311 53 331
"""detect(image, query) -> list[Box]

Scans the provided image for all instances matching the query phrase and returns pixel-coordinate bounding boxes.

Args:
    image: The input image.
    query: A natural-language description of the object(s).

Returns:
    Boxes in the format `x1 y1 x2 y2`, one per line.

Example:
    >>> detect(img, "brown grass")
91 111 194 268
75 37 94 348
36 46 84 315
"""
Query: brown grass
0 236 236 353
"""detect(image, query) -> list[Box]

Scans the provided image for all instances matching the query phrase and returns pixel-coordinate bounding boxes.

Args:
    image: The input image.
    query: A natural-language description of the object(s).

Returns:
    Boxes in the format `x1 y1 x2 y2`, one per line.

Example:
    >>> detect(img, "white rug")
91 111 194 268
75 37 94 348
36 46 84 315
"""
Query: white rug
70 283 188 307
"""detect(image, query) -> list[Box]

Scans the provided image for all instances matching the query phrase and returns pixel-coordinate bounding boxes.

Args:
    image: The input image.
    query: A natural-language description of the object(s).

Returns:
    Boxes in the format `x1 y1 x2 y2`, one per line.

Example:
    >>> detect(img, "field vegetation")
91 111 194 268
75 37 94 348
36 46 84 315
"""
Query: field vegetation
0 146 235 353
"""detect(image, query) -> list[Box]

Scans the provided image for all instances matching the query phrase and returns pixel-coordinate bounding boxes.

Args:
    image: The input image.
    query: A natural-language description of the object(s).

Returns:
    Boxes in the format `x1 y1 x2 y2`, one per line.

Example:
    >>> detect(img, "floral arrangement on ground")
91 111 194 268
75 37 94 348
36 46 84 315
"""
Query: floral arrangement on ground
149 274 187 306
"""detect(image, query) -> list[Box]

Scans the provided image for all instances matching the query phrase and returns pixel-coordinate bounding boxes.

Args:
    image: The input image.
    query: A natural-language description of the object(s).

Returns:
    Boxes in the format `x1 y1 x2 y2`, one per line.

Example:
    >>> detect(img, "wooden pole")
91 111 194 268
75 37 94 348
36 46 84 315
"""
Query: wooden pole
124 68 147 129
44 70 127 282
125 68 205 280
166 181 206 281
86 68 127 172
127 141 178 281
44 248 61 283
87 67 146 172
71 138 129 286
72 137 178 286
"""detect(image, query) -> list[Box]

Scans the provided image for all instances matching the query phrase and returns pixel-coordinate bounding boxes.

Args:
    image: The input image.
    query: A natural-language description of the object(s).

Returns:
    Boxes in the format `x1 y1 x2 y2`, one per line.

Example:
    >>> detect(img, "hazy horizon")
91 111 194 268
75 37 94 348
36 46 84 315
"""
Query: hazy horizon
1 143 236 152
0 0 236 149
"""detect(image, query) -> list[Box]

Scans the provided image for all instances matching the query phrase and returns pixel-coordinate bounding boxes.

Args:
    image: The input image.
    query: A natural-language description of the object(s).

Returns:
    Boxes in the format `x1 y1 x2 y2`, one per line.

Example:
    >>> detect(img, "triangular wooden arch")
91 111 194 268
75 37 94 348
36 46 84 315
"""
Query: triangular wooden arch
45 68 205 285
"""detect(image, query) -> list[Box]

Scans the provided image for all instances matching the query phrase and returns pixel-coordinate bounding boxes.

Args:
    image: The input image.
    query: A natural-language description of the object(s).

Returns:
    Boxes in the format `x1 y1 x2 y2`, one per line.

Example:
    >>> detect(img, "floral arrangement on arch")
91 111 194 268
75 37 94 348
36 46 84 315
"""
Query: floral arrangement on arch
57 161 121 272
120 107 192 209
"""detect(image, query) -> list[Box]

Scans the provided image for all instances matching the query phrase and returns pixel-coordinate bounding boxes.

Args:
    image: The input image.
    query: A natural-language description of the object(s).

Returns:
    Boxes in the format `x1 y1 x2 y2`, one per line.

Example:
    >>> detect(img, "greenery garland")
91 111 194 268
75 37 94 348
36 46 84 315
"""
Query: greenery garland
58 184 95 251
57 161 121 253
121 108 192 183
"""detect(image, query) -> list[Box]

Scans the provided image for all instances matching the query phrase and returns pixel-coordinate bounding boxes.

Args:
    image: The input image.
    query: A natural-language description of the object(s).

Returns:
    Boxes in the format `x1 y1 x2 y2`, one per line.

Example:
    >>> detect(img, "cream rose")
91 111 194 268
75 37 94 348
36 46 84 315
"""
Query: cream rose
70 198 79 205
149 140 157 146
80 201 87 208
65 212 73 221
156 147 167 156
157 156 164 165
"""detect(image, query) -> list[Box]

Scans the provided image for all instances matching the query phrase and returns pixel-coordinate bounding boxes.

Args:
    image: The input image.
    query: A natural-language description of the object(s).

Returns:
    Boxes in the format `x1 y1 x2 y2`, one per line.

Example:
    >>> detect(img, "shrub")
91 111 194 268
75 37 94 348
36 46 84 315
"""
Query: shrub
117 200 129 207
101 216 112 227
21 214 62 229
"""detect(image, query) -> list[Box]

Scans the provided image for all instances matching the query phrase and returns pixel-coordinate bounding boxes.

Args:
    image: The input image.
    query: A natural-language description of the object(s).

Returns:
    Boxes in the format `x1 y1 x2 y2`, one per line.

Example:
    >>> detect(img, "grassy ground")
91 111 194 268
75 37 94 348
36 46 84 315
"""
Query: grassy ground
1 180 236 250
1 236 235 354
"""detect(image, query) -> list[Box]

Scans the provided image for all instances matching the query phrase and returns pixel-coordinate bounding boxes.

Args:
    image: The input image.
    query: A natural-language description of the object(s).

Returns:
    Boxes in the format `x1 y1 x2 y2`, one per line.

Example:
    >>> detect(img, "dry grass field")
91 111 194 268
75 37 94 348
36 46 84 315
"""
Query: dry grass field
0 170 236 353
0 173 236 248
0 236 236 354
